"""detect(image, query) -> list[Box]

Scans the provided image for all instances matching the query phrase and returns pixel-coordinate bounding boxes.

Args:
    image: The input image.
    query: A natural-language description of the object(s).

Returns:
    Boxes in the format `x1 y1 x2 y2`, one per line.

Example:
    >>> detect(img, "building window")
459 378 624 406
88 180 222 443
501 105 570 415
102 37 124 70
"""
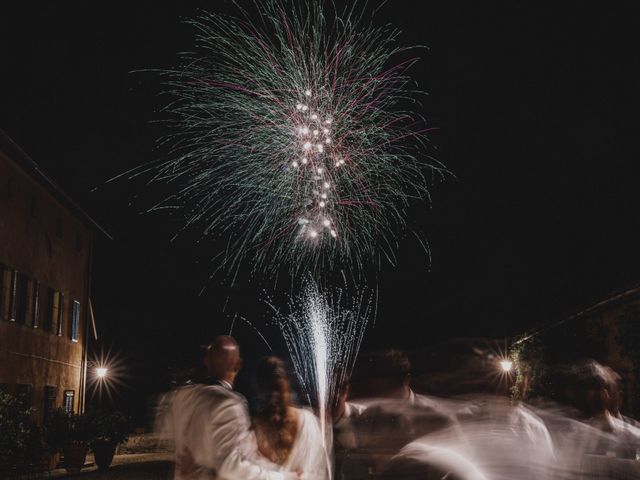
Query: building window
43 386 57 423
63 390 75 414
55 218 63 238
14 273 29 325
16 384 33 408
45 289 63 334
70 300 80 342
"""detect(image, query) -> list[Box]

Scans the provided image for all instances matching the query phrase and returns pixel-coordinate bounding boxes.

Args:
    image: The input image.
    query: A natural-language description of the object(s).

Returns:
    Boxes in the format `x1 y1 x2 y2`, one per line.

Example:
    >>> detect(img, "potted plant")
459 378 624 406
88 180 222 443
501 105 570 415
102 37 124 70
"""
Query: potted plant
43 408 71 470
63 412 92 473
87 410 132 470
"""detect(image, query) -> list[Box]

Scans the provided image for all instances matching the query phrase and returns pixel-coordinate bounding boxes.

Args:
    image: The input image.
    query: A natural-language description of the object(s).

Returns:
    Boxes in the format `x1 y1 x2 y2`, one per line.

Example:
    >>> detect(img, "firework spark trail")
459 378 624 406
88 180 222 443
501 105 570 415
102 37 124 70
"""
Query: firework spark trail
269 279 373 443
147 0 446 283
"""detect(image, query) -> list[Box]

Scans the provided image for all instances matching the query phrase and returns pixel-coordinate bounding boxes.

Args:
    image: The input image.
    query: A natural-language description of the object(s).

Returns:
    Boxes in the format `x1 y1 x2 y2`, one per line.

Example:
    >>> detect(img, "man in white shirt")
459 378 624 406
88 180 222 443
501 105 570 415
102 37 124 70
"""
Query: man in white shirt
163 336 298 480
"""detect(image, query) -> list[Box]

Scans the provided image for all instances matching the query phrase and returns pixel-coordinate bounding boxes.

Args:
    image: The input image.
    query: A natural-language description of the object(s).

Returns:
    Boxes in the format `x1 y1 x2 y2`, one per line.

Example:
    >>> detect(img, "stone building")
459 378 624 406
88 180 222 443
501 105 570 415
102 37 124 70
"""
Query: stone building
0 130 108 423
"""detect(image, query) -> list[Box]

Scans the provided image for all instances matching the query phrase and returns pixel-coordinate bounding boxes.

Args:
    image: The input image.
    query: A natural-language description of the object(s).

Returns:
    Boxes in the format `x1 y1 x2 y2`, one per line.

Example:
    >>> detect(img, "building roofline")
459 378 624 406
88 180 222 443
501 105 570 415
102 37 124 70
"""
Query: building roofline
567 283 640 321
515 282 640 345
0 129 112 240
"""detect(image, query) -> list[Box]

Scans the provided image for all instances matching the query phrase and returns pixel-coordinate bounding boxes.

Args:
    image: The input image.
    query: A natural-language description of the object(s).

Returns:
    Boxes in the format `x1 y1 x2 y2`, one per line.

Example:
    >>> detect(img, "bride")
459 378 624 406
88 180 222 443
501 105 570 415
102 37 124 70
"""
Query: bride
252 357 329 480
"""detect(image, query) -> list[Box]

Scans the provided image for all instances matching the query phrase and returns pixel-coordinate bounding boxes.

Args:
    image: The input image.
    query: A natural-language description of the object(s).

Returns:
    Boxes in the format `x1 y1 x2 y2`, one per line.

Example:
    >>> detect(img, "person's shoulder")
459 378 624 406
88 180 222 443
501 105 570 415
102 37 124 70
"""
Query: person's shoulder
189 384 246 404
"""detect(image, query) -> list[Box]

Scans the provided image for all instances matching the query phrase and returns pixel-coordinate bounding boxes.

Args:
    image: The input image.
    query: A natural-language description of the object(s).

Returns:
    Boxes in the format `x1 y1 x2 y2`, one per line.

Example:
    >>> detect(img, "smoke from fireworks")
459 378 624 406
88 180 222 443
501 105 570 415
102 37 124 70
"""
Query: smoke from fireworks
270 279 373 441
150 0 446 282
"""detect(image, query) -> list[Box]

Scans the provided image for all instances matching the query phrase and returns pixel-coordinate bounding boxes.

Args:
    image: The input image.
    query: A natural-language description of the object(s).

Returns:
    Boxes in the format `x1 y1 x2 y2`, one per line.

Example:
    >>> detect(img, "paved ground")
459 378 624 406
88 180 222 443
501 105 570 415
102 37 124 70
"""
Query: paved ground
50 453 173 479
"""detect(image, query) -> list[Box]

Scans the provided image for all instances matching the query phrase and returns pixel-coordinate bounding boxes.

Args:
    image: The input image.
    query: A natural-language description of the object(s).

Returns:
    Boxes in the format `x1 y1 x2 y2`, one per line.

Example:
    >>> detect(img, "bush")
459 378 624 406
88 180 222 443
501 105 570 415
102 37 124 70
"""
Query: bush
86 409 132 448
0 391 43 474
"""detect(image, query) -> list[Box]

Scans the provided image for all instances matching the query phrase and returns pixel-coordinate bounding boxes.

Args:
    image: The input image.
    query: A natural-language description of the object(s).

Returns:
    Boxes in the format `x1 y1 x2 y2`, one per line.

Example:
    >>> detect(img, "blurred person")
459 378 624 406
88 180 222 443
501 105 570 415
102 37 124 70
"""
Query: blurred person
573 361 640 459
252 356 329 480
344 349 453 477
378 341 556 480
380 444 488 480
332 377 366 480
160 336 298 480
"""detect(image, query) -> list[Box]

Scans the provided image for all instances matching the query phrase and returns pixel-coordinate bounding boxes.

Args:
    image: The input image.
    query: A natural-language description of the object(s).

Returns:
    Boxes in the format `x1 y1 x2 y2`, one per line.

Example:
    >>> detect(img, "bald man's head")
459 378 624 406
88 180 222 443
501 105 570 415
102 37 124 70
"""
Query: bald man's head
203 335 242 385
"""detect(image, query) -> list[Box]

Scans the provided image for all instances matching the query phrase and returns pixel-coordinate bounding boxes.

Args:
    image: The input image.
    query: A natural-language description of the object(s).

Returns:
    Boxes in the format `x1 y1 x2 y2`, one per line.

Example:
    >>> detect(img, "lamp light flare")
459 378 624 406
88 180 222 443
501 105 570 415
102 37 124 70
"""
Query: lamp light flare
500 359 513 372
96 367 108 379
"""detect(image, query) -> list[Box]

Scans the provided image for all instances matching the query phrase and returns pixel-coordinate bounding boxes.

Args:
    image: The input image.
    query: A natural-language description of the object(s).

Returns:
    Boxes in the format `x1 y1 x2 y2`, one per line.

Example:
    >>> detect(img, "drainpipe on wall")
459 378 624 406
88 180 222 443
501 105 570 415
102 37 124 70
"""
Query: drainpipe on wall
79 235 94 414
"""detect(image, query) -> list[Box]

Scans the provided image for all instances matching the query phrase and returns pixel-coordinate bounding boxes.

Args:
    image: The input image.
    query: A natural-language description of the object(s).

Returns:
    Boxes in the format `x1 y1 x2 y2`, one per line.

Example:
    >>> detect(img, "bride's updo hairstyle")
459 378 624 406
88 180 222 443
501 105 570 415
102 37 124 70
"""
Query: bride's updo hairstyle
255 356 296 463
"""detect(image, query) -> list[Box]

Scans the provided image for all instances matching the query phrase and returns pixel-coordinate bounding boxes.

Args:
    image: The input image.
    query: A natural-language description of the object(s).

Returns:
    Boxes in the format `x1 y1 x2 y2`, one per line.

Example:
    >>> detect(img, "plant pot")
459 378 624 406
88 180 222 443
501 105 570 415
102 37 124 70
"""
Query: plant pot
63 441 88 474
92 440 118 471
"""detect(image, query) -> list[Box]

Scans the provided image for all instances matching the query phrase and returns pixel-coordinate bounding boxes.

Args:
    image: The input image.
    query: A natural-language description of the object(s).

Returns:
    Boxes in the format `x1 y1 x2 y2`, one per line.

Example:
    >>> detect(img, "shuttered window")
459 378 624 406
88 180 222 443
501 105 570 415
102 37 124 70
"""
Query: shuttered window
43 289 54 332
14 273 29 325
16 384 33 407
43 386 57 422
8 270 18 322
70 300 80 342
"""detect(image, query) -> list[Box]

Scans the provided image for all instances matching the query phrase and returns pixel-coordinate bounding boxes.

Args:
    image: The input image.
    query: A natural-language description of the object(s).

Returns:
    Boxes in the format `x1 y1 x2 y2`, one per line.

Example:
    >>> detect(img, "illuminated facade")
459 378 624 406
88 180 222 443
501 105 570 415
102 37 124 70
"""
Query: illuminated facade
0 130 107 423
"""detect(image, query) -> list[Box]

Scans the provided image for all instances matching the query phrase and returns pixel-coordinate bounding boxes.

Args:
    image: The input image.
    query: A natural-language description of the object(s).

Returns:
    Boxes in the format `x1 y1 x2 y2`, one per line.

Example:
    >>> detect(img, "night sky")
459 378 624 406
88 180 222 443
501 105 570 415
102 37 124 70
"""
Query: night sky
3 1 640 417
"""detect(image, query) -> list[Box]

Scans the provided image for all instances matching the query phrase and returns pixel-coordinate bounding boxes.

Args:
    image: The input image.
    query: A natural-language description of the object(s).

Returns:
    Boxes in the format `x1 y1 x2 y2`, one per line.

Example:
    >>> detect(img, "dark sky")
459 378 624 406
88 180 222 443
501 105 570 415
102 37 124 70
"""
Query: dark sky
3 1 640 415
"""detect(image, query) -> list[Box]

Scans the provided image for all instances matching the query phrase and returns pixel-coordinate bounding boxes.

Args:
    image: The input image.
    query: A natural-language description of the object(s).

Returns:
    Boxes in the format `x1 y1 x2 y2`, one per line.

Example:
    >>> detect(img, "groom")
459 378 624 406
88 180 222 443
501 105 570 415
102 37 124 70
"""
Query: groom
168 335 298 480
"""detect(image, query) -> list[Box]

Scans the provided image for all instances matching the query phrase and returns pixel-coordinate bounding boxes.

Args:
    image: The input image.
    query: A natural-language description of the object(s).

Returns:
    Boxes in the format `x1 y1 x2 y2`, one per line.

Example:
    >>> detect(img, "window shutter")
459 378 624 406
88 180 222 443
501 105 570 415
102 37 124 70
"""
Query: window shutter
32 281 40 328
71 300 80 342
56 292 64 336
8 270 18 322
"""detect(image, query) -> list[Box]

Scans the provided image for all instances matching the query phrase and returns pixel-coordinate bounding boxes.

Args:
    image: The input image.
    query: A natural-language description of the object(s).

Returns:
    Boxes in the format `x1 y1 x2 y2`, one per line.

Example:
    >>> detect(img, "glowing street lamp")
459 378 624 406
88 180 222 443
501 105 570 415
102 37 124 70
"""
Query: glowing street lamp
96 367 108 379
499 359 513 373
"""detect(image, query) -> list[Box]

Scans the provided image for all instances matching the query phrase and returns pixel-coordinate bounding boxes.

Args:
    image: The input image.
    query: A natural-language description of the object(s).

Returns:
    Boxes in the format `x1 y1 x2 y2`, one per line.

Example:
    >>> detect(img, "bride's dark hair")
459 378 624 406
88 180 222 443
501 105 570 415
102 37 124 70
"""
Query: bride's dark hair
255 356 296 462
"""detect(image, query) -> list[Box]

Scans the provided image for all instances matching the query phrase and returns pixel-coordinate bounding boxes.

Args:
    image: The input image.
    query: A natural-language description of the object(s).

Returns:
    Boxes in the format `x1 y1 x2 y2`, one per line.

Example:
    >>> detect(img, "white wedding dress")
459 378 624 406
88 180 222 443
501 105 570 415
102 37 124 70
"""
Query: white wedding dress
254 407 329 480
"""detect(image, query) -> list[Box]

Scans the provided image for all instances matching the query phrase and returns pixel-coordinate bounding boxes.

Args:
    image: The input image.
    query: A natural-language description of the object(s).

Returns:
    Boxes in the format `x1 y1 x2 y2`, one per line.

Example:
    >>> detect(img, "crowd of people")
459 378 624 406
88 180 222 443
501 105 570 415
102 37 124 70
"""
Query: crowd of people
157 336 640 480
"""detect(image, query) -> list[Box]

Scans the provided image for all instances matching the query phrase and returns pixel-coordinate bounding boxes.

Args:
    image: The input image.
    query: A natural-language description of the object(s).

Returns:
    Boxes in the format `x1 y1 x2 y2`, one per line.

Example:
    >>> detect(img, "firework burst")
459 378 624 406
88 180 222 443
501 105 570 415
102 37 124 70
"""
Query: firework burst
152 0 446 282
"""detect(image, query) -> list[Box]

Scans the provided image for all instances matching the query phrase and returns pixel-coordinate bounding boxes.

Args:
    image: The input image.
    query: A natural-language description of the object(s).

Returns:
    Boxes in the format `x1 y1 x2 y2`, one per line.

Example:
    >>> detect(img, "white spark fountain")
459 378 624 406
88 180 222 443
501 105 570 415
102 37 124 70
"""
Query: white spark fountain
272 280 373 444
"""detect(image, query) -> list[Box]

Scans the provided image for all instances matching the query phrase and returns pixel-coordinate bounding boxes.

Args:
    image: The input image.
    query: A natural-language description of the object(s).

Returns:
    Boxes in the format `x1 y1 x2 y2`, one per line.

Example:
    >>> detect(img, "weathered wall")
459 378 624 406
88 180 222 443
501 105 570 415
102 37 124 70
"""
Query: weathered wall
0 150 91 423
